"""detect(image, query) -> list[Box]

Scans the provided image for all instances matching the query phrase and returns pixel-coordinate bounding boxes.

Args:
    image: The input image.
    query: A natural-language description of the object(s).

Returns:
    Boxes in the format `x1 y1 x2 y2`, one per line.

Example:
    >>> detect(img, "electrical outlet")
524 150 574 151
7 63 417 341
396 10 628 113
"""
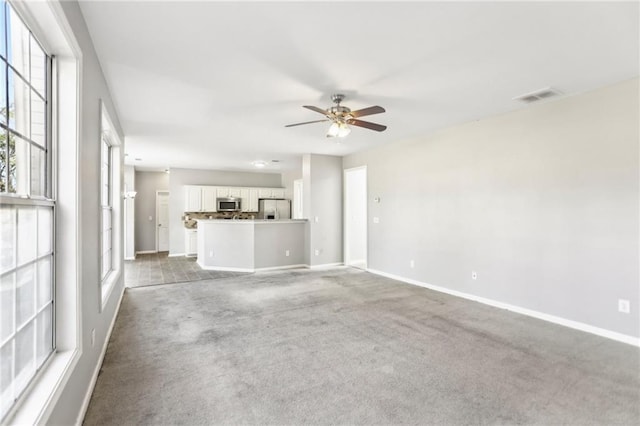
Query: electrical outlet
472 271 477 280
285 250 290 257
314 249 320 256
148 216 153 221
91 329 95 347
373 217 380 224
209 250 214 257
410 260 415 268
618 299 630 314
314 216 319 223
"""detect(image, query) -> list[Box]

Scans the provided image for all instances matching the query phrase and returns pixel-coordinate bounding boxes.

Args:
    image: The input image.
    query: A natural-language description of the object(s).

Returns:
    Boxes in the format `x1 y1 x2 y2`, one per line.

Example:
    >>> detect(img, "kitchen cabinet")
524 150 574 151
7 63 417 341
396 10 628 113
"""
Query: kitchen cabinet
257 188 285 199
217 187 241 198
184 185 285 212
184 186 202 211
202 187 217 211
257 188 272 199
241 188 259 212
185 229 198 257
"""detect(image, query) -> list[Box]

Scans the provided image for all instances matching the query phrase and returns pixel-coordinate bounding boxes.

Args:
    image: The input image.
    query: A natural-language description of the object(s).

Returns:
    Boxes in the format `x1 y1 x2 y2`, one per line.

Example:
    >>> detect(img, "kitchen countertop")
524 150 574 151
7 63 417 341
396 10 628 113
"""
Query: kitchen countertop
196 219 307 224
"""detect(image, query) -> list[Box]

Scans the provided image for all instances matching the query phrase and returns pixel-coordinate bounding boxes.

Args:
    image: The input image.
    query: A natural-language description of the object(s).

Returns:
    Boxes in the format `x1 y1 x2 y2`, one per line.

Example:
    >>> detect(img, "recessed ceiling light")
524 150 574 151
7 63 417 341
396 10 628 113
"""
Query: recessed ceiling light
252 160 267 168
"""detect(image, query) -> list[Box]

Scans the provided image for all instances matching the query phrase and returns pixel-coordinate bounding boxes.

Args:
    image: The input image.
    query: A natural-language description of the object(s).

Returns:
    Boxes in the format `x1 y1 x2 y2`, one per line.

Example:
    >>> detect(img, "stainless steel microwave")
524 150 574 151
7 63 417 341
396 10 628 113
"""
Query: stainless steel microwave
217 197 241 212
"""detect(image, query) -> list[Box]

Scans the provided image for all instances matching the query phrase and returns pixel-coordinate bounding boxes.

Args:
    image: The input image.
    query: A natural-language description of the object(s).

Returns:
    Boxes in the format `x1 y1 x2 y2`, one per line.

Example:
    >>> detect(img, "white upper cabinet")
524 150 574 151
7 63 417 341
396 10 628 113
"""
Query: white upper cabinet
257 187 285 199
217 187 241 199
249 188 259 211
241 188 259 212
202 186 218 211
257 188 272 199
184 186 202 211
184 185 285 212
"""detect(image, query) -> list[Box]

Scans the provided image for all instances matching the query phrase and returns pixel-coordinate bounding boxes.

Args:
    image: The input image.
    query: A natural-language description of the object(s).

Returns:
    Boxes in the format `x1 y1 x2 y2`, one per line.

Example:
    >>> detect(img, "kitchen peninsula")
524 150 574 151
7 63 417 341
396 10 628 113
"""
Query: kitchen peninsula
196 219 307 272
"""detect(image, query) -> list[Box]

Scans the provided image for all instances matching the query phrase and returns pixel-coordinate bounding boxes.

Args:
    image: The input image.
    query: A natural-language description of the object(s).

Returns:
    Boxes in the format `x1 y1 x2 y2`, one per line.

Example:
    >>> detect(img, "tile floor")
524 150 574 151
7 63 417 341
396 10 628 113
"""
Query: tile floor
125 252 249 288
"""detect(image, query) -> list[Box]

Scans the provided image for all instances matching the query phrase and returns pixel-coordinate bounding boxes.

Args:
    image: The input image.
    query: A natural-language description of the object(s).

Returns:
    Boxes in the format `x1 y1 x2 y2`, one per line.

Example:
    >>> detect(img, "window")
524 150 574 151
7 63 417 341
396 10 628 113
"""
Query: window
99 103 121 306
0 0 53 421
100 136 112 281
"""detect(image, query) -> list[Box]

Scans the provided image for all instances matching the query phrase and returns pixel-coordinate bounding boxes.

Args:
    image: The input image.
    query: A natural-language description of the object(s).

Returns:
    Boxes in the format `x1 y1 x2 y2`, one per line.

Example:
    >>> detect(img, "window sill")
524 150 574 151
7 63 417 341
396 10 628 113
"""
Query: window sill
8 349 80 425
101 268 121 311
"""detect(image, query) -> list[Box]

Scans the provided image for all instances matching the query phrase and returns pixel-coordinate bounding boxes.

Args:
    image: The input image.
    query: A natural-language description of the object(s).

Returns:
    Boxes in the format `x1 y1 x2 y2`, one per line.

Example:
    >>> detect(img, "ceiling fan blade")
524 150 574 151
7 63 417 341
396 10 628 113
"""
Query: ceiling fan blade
349 105 385 118
347 119 387 132
285 119 330 128
303 105 329 115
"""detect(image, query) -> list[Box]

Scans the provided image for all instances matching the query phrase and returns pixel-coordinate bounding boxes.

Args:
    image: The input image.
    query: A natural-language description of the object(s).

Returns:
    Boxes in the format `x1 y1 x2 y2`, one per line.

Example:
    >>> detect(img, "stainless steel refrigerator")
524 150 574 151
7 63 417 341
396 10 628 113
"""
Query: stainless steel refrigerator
258 199 291 220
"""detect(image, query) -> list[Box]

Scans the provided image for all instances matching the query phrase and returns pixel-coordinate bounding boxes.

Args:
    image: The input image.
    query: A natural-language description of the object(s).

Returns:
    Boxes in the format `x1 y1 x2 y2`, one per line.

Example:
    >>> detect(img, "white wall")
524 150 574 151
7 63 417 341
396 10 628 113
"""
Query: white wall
168 167 282 255
303 154 343 266
343 78 639 340
134 171 169 253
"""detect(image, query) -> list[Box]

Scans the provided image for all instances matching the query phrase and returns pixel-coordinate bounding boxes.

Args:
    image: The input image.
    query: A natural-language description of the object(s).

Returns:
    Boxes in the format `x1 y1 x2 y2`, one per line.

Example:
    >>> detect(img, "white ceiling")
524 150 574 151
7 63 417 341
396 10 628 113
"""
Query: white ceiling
78 1 639 173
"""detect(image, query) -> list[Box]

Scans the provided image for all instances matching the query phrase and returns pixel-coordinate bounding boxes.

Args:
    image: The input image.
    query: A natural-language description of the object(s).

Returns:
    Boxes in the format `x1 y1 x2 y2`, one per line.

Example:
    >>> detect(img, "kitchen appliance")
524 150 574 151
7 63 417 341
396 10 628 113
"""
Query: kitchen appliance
217 197 241 212
258 199 291 220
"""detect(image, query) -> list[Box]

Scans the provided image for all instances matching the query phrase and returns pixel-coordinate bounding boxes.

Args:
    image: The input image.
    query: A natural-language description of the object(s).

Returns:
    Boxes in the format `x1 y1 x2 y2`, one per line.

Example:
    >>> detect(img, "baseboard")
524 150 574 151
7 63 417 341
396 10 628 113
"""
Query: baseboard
368 269 640 347
168 253 185 257
135 250 156 255
76 284 126 425
307 262 344 269
255 264 307 272
197 262 253 272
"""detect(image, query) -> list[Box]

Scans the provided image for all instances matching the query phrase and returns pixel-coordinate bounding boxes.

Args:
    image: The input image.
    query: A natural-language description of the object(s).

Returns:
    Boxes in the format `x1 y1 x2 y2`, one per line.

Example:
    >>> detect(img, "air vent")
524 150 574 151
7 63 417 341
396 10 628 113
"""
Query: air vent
513 87 562 104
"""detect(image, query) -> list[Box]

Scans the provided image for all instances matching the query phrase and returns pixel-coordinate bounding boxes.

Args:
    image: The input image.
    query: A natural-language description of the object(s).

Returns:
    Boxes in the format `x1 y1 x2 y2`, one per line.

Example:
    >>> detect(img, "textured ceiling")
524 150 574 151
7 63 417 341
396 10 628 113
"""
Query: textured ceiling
78 1 639 172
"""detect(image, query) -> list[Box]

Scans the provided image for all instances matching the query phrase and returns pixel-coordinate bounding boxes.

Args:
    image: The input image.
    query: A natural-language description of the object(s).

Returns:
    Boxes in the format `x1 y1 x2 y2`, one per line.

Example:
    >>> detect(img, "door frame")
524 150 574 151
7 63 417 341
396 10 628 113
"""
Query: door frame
293 178 303 219
343 166 367 269
156 190 170 252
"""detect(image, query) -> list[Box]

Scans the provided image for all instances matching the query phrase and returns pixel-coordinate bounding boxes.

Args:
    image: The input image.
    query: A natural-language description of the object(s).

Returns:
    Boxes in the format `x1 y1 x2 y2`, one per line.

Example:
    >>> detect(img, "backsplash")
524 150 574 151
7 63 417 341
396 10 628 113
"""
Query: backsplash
183 211 257 229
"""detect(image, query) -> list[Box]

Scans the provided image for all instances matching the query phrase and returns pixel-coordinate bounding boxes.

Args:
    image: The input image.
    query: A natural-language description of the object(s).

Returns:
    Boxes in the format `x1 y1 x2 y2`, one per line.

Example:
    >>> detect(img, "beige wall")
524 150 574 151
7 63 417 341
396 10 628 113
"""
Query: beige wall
344 78 639 339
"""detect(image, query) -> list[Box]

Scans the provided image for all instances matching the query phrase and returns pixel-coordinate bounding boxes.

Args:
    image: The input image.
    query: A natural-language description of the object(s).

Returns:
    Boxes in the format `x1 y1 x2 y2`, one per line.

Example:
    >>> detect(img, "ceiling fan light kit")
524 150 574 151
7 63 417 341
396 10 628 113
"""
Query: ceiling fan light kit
327 121 351 138
286 93 387 138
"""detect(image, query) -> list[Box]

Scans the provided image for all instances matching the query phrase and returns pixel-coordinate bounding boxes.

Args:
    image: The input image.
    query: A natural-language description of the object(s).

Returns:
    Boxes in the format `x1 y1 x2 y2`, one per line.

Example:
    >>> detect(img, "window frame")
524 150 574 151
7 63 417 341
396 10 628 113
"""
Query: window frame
98 101 121 309
0 0 55 422
100 133 113 282
1 0 83 423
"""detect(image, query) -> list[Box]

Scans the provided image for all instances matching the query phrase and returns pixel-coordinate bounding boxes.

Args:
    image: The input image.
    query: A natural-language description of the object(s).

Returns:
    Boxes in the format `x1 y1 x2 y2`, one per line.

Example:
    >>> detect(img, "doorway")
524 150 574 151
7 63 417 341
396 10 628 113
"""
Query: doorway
344 166 367 269
156 191 170 252
293 179 303 219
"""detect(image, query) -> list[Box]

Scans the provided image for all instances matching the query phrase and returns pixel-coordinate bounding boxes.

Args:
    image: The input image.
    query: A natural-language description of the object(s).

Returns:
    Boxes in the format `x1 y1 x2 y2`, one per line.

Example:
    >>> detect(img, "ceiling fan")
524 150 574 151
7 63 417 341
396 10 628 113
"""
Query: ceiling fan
285 94 387 138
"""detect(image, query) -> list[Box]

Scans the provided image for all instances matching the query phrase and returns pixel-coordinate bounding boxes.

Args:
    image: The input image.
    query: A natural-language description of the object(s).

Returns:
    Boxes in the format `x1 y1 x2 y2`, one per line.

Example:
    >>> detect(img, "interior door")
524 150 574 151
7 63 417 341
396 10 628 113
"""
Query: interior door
344 167 367 269
157 191 170 252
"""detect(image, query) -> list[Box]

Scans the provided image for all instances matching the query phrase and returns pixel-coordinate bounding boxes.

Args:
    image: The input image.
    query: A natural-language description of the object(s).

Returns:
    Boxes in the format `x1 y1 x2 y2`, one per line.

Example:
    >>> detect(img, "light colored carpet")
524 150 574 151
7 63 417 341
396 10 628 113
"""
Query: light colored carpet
84 268 640 425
